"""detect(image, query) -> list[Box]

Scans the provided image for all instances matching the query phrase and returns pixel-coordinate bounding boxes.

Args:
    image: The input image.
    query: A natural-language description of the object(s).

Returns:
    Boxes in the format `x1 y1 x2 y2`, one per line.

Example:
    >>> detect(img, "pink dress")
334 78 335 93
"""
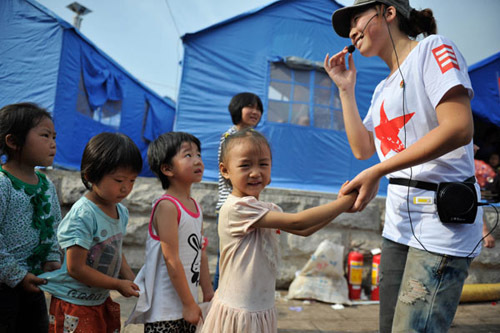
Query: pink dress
200 195 282 333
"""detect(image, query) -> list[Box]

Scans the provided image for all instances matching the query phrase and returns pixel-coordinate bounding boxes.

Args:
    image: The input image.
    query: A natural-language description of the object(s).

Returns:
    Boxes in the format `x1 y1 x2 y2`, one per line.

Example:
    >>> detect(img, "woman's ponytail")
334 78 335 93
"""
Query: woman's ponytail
399 8 437 38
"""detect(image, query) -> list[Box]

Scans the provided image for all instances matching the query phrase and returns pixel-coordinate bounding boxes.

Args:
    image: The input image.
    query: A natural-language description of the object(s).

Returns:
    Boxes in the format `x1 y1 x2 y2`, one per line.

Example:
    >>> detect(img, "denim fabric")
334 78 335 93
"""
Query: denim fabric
379 238 471 333
213 253 220 291
0 284 49 333
212 213 220 291
379 238 408 333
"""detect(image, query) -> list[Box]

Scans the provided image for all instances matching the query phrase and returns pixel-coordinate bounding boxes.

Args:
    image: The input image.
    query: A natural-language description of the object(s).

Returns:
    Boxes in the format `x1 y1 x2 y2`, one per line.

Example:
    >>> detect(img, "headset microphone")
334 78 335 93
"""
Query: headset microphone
346 11 379 53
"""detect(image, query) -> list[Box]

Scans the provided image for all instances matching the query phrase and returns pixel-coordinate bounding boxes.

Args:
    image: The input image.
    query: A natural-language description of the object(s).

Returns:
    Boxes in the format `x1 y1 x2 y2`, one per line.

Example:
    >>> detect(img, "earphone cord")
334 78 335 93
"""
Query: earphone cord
385 10 498 258
384 10 429 252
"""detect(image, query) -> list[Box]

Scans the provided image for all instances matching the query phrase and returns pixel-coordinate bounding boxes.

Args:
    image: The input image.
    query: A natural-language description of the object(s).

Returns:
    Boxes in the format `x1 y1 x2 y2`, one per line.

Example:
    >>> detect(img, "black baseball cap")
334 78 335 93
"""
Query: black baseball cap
331 0 414 38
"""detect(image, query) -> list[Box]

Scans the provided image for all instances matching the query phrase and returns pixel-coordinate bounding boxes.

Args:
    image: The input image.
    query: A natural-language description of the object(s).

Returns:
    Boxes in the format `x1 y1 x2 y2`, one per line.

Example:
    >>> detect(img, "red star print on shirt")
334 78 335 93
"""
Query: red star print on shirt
374 101 415 156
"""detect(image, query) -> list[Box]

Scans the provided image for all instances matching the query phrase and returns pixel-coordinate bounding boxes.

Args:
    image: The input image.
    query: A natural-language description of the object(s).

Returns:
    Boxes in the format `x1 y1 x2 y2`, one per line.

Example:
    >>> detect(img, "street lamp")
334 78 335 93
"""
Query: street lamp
66 2 92 30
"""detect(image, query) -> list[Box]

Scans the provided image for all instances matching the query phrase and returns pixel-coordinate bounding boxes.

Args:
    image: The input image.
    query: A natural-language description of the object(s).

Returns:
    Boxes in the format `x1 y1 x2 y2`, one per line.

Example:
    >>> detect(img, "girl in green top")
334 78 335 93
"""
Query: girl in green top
0 102 62 332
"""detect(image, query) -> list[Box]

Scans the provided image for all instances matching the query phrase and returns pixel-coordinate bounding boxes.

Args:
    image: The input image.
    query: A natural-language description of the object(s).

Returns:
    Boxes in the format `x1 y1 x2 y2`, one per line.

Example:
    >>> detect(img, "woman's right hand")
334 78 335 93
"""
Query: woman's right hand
340 166 382 212
324 48 357 92
183 302 202 325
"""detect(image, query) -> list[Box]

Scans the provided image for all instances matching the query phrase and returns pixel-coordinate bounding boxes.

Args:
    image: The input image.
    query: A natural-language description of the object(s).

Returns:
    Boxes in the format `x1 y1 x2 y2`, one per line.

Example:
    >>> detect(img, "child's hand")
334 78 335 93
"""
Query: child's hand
116 279 140 297
203 289 214 303
20 272 47 293
344 190 358 206
338 180 350 198
183 302 202 325
43 261 61 272
338 181 358 211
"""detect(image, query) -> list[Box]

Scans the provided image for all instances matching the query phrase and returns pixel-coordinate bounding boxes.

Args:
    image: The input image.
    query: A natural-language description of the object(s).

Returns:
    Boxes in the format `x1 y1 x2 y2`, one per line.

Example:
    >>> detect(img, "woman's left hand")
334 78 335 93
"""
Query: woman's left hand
324 48 356 93
483 234 496 248
340 167 381 212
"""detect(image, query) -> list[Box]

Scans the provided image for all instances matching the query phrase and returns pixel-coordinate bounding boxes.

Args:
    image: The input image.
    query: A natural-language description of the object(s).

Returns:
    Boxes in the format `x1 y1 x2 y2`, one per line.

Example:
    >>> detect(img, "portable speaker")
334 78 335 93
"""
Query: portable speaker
436 182 477 224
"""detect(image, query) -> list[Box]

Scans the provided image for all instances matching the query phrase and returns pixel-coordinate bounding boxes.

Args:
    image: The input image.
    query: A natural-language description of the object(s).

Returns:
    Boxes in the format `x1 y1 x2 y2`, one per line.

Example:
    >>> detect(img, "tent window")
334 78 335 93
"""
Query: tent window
76 72 122 129
267 61 344 130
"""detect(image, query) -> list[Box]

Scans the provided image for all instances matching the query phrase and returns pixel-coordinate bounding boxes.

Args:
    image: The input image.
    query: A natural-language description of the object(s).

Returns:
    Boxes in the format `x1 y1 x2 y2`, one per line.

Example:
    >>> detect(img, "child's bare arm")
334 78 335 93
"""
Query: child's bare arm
119 254 136 281
284 195 354 236
156 201 202 325
283 181 356 235
43 261 61 272
66 245 139 297
279 191 357 236
199 238 214 302
257 180 356 233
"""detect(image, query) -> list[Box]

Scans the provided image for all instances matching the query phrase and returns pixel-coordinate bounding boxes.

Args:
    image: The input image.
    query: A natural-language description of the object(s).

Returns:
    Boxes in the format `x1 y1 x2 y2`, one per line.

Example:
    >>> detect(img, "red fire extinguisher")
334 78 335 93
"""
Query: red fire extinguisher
371 248 381 301
347 250 364 300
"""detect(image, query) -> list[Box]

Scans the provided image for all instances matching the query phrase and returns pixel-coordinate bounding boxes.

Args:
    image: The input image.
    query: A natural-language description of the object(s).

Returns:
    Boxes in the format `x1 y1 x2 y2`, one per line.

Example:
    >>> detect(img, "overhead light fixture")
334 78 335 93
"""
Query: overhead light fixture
66 2 92 30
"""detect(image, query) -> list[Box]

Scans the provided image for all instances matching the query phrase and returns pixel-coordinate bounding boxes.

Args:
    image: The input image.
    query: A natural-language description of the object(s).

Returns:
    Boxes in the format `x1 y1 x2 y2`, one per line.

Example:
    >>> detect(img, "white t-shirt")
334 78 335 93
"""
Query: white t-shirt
363 35 482 257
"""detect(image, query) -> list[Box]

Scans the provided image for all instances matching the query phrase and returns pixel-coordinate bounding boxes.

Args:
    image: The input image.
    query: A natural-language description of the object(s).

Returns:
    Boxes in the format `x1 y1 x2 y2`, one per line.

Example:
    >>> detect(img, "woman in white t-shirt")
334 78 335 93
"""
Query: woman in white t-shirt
324 0 482 332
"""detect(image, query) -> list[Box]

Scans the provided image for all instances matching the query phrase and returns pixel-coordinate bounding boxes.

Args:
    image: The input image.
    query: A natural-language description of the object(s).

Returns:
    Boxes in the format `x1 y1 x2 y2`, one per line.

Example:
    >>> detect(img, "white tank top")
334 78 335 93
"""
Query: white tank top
126 194 203 324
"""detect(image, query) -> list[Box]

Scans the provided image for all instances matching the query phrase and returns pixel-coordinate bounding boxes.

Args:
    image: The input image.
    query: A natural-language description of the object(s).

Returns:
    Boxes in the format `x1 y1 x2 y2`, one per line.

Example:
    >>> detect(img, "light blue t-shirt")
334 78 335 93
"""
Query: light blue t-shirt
40 196 129 306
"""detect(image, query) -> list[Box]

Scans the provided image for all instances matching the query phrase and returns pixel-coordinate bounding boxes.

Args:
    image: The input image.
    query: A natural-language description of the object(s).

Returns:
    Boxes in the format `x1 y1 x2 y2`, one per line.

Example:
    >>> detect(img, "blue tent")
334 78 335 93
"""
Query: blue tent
0 0 175 176
469 52 500 127
175 0 389 193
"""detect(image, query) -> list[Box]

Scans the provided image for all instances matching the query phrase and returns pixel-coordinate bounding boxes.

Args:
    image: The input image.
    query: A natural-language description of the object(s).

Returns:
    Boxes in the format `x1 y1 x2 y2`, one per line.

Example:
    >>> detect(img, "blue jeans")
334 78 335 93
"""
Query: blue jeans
212 213 220 291
379 238 471 333
213 254 220 291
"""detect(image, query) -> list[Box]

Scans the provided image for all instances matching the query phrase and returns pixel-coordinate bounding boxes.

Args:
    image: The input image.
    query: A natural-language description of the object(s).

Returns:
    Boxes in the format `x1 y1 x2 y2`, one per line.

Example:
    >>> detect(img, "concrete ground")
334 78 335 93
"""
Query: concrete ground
112 290 500 333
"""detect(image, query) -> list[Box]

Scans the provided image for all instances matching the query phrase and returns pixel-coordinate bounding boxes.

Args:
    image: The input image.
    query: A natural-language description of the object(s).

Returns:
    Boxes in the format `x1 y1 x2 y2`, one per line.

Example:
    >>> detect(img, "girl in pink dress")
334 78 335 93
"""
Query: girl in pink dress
200 128 356 333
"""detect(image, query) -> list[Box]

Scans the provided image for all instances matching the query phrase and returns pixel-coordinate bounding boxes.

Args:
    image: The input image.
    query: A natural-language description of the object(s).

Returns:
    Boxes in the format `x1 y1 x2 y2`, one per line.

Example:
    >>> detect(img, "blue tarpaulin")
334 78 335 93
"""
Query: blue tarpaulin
469 52 500 127
175 0 389 194
0 0 175 176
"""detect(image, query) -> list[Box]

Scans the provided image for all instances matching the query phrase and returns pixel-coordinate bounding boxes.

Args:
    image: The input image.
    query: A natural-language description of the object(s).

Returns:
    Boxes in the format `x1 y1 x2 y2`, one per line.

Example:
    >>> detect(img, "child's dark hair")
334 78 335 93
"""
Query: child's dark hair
220 128 271 166
81 132 143 190
228 92 263 125
148 132 201 190
0 102 52 160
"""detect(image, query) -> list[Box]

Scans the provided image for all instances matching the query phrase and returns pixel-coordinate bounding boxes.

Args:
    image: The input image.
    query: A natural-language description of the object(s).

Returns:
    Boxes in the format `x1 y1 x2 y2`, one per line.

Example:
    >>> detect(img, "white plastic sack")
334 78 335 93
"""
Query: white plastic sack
287 240 351 305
